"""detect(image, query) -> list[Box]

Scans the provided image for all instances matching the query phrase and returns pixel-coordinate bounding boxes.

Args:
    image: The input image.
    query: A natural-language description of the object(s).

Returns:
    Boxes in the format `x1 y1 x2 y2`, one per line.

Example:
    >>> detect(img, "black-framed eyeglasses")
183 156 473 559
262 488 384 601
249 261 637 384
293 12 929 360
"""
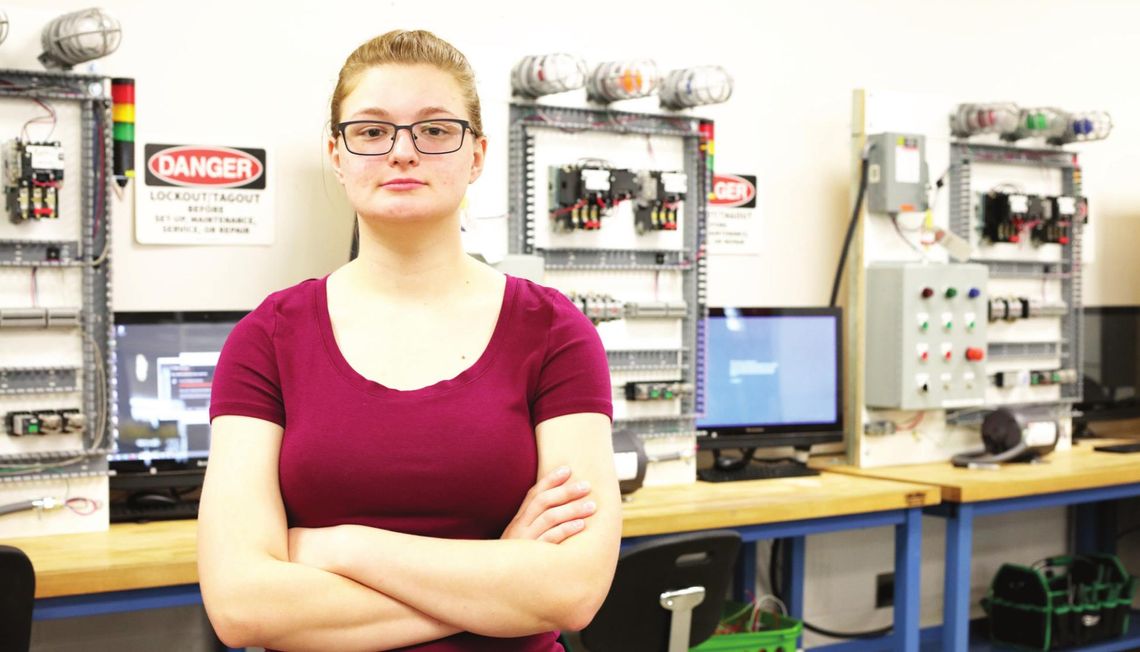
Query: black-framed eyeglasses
336 119 475 156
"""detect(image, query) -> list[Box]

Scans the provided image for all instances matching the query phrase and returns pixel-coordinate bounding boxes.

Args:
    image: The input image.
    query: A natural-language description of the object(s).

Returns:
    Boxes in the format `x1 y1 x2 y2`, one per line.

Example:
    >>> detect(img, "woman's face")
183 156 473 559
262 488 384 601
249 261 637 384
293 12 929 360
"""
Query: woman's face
330 64 486 225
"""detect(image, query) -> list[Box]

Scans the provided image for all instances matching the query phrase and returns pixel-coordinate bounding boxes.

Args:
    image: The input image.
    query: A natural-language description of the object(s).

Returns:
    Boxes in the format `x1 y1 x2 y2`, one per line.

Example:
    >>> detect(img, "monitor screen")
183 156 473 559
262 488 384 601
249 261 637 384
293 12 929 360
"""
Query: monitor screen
697 307 843 449
111 312 245 470
1080 306 1140 417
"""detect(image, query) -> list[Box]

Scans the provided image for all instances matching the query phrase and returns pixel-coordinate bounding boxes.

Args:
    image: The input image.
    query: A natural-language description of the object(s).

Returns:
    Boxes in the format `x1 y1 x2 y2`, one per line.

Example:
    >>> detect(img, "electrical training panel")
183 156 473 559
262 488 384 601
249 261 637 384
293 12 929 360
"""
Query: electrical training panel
852 93 1096 467
865 263 988 410
0 69 114 538
510 104 709 486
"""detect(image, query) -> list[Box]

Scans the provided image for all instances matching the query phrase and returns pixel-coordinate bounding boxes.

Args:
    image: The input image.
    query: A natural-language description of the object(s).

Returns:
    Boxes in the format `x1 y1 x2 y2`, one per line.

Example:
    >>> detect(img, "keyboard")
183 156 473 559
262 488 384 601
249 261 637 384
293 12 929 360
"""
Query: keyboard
698 459 820 483
110 500 200 523
1093 442 1140 454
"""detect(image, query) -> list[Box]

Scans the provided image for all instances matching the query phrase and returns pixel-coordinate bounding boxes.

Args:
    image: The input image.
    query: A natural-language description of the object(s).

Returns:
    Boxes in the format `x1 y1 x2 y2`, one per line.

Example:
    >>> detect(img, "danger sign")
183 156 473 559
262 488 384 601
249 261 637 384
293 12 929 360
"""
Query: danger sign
137 143 273 245
707 172 761 255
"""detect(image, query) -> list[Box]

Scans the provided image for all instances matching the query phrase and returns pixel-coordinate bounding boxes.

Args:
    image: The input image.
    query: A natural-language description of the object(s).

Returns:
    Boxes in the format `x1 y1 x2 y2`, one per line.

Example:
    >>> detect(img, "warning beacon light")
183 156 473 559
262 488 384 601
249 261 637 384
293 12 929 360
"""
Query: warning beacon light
950 103 1020 138
659 66 734 110
39 7 122 69
511 54 588 98
586 59 658 104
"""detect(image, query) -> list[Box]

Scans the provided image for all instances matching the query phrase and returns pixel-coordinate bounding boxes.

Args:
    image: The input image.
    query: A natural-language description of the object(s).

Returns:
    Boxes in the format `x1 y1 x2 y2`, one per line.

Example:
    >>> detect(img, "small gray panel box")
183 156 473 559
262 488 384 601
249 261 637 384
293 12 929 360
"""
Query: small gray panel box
865 133 929 214
865 262 988 409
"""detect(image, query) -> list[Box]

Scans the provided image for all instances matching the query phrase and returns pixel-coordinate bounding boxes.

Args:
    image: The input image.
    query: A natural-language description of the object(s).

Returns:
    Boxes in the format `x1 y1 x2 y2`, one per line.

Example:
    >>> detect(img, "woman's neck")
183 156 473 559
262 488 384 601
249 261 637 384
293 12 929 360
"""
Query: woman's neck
344 213 479 302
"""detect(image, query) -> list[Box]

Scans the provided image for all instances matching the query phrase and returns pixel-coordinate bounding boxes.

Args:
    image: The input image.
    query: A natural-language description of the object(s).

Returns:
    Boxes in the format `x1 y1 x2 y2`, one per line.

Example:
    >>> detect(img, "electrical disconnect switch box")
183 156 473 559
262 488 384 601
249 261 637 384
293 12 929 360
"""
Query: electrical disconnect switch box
865 133 929 214
865 262 989 409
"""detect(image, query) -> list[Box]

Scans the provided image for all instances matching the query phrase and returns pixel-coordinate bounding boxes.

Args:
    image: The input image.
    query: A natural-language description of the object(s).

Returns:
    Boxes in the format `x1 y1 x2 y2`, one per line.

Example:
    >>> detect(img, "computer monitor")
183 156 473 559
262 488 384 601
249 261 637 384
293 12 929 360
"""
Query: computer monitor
1079 306 1140 422
697 307 844 451
110 311 244 482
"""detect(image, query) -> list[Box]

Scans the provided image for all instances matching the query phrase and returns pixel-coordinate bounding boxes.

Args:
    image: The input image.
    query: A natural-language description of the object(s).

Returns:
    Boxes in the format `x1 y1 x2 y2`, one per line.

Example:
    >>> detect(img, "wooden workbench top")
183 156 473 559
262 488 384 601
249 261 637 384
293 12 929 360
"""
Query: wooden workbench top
6 472 940 599
621 472 939 538
820 439 1140 503
3 519 199 599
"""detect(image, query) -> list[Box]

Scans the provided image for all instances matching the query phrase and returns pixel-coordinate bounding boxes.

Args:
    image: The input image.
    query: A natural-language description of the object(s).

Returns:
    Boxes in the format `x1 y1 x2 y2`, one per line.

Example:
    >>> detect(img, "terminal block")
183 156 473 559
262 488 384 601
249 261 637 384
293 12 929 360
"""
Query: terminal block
5 140 64 223
634 170 686 233
4 408 84 436
987 297 1068 322
625 381 693 401
549 165 640 232
566 292 688 324
566 292 624 324
993 368 1078 388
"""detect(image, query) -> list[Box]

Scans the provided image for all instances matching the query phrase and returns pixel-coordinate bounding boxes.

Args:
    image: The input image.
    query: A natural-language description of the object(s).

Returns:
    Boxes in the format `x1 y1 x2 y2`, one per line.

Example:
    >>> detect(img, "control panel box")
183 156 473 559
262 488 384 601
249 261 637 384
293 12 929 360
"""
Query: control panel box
866 263 989 409
865 132 929 214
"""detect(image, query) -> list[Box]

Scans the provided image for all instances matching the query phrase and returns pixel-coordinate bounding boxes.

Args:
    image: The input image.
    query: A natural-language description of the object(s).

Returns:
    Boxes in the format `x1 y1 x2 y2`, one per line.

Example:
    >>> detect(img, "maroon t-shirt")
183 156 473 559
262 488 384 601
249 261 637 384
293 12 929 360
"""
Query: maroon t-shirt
209 274 613 651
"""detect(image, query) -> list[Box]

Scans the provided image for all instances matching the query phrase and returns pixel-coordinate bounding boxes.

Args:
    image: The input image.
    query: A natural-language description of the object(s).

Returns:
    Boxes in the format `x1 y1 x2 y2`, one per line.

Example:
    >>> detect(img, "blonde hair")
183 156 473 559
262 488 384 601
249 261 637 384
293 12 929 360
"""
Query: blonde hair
330 30 483 138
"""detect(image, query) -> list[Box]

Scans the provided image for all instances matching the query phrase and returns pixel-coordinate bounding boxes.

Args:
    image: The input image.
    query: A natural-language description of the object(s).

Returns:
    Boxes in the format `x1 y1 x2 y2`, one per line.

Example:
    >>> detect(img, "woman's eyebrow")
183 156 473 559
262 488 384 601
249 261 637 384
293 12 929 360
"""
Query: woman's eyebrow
348 106 459 120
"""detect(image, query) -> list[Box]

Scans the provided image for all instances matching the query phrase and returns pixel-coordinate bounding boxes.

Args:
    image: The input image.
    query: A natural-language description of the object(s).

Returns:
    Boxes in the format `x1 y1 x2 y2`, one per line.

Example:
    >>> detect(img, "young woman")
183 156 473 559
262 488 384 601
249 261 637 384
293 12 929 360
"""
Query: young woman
197 30 621 651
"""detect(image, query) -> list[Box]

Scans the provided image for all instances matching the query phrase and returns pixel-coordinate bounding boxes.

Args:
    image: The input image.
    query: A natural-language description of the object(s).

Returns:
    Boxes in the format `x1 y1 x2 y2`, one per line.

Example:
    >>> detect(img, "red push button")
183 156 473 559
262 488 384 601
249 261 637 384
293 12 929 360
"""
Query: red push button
966 347 985 361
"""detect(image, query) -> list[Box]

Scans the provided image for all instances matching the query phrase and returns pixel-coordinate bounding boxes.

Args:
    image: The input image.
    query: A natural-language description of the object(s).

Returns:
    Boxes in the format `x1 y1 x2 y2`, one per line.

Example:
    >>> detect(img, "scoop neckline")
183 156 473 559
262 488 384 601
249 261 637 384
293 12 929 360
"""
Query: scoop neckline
315 273 517 397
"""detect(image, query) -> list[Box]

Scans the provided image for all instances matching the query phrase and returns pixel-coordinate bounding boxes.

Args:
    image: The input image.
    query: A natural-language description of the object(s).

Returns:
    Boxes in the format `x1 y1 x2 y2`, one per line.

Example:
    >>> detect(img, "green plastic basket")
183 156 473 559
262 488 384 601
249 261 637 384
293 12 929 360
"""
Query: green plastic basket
691 601 802 652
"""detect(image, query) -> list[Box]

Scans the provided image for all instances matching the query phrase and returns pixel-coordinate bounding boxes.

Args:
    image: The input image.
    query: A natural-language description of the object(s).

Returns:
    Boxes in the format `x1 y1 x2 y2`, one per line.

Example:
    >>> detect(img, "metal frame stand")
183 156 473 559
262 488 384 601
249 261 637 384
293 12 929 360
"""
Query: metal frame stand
0 69 113 482
507 101 709 440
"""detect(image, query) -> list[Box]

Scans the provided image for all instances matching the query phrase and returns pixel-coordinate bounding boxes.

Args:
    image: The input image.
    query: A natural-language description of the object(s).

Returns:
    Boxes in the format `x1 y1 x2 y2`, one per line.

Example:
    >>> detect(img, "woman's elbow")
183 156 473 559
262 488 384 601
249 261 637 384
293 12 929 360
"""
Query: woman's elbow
201 574 271 648
204 596 258 649
559 598 605 633
555 571 616 632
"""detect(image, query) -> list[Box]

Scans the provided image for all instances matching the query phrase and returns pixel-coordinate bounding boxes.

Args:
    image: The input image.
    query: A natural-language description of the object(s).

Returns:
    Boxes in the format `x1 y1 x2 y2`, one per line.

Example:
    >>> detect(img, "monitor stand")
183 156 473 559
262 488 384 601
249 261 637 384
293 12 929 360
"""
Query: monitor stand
698 447 819 483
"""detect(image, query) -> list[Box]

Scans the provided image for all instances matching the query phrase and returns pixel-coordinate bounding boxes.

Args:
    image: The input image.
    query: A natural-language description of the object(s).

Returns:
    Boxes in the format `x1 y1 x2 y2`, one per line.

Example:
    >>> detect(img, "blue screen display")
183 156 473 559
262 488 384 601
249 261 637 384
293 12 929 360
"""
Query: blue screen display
697 312 838 428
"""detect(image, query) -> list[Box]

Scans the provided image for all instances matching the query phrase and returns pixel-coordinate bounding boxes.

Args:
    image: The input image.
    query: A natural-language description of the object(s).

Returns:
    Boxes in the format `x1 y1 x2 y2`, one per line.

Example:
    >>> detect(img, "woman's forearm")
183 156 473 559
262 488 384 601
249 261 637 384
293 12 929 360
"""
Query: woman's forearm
294 524 618 638
206 556 460 651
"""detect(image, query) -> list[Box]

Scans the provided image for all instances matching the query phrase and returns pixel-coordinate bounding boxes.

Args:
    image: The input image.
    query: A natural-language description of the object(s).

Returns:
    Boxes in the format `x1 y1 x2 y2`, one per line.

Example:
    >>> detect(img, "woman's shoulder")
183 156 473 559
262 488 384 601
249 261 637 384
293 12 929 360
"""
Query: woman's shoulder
506 275 596 337
235 276 324 335
508 275 581 321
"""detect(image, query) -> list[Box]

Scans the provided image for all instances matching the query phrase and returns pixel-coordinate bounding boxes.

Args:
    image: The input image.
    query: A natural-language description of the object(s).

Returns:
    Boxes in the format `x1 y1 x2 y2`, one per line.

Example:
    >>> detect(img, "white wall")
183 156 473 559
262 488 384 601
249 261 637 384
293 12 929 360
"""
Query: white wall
6 0 1138 649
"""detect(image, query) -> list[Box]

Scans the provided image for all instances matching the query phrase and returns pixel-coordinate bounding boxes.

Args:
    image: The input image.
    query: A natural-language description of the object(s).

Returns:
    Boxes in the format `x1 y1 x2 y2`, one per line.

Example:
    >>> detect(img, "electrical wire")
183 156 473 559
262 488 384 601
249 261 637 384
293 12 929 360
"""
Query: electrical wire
20 98 57 142
769 539 895 640
890 213 930 259
829 147 873 307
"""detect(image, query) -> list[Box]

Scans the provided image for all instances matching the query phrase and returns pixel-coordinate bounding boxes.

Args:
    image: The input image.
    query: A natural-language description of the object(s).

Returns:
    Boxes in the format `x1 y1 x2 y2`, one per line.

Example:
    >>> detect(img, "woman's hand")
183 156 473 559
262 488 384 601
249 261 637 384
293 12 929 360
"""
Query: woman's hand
501 465 598 544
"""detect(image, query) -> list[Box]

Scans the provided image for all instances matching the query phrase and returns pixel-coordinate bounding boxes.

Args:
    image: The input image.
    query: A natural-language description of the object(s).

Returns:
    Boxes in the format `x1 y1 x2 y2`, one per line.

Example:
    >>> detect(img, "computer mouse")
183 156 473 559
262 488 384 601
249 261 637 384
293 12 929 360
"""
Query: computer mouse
129 492 180 507
713 455 750 472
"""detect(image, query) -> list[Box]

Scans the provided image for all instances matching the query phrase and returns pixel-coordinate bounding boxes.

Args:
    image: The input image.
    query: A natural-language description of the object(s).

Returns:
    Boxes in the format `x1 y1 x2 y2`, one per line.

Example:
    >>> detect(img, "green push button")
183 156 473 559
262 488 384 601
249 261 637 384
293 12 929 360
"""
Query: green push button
945 287 958 299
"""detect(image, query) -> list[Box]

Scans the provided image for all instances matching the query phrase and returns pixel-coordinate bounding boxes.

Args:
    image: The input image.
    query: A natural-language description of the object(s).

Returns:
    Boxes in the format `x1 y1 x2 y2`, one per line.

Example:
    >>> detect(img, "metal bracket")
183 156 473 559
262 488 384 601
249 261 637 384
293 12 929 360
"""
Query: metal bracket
659 586 706 652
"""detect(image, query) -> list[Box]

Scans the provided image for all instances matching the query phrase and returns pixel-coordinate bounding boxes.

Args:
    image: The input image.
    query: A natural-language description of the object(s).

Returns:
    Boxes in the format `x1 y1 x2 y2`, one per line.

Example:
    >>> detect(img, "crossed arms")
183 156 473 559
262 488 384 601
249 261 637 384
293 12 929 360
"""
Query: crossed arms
197 412 620 651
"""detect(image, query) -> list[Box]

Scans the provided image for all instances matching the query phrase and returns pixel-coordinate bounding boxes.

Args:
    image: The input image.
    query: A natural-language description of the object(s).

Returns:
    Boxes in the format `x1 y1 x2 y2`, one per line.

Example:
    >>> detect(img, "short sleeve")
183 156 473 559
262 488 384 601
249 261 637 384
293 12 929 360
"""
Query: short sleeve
531 291 613 426
209 295 286 427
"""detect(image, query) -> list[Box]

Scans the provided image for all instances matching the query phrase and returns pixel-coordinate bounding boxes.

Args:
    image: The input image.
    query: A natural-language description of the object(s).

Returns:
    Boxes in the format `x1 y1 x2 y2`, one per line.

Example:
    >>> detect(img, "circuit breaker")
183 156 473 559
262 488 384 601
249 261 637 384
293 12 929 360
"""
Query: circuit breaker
865 133 928 214
981 191 1082 245
634 170 686 233
548 165 639 231
865 263 989 409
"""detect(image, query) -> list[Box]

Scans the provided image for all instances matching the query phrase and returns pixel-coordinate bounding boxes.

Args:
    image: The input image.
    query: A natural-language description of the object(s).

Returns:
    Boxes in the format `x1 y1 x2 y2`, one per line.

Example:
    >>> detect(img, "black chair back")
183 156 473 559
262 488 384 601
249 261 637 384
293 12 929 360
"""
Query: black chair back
0 545 34 652
581 530 741 652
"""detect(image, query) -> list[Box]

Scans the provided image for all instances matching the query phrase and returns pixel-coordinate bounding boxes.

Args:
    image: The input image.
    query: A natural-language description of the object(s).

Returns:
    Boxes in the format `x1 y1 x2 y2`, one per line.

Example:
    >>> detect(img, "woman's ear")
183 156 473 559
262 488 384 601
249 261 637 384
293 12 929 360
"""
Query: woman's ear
468 135 487 184
328 136 345 183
